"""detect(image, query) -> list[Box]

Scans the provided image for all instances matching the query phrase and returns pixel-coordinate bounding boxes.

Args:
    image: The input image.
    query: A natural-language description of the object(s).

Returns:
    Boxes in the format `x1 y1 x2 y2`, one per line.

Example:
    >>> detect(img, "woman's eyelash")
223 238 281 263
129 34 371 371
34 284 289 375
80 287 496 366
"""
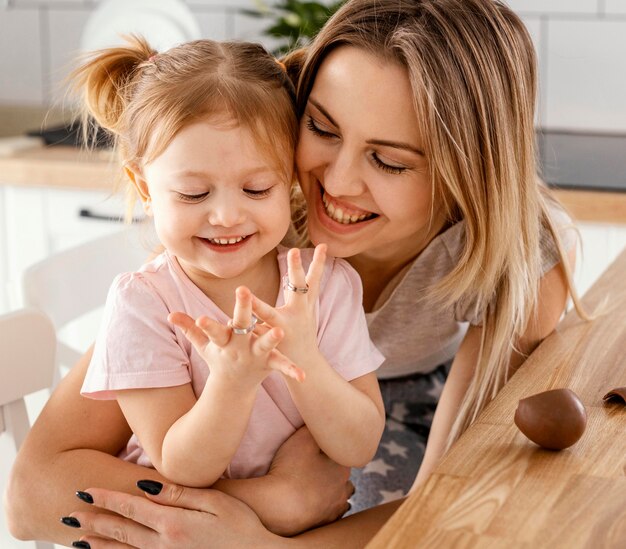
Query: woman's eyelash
305 116 336 138
307 115 406 175
371 154 406 175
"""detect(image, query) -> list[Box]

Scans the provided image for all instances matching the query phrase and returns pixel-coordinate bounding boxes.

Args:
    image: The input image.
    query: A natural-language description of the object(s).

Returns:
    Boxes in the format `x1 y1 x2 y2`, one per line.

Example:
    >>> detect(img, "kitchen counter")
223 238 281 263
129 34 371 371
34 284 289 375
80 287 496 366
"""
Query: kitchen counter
367 248 626 548
0 138 117 191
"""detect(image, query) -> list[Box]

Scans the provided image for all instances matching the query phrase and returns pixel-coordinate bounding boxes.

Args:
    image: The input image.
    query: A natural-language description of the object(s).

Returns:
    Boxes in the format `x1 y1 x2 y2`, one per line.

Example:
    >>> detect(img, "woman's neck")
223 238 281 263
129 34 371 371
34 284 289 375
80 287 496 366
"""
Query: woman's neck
348 217 448 312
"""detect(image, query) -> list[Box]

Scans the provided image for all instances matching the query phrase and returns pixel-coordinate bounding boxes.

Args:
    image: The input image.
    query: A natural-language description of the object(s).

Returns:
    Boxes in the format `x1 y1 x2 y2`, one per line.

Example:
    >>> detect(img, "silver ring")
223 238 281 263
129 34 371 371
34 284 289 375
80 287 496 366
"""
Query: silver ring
283 275 309 294
228 315 258 335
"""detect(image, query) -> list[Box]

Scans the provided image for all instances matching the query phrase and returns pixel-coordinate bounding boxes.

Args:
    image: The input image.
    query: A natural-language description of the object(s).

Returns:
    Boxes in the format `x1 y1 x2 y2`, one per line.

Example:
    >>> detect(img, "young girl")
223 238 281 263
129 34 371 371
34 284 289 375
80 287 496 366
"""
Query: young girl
76 36 385 488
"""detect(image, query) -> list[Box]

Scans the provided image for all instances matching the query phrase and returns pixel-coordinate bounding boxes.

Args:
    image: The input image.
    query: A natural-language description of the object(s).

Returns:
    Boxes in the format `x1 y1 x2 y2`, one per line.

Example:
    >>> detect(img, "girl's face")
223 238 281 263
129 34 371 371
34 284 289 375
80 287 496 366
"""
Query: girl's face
134 119 292 288
296 46 445 264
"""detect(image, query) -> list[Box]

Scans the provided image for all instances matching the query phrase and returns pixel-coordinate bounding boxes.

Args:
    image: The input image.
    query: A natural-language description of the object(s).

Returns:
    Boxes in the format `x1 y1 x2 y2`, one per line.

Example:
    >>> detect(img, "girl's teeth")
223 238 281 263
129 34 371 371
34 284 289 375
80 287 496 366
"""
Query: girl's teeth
209 236 244 245
322 191 373 224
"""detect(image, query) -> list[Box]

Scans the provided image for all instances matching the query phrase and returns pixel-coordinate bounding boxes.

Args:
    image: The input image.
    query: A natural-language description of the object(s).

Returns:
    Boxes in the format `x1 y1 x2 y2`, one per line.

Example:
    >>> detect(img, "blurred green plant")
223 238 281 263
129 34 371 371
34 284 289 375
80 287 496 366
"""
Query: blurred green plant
243 0 345 55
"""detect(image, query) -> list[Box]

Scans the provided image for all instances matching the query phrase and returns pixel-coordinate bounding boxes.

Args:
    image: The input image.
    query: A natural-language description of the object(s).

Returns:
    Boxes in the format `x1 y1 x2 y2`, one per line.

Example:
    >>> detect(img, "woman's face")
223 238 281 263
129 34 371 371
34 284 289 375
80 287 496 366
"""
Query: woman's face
296 46 445 264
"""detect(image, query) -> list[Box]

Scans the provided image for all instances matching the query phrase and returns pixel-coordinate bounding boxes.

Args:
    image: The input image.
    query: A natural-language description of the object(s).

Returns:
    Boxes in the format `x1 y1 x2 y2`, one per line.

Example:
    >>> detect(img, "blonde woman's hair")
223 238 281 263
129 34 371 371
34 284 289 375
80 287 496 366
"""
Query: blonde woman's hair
285 0 585 448
69 35 299 217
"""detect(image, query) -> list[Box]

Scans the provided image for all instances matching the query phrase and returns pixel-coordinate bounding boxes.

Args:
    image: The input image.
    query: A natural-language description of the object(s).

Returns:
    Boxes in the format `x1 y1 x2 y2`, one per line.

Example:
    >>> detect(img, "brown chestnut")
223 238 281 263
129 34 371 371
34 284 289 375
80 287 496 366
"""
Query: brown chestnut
514 388 587 450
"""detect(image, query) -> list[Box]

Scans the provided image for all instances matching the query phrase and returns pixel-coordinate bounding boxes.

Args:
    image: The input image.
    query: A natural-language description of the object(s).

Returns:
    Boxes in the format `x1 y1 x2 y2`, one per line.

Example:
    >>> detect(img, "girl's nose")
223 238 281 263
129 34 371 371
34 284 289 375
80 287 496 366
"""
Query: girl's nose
323 145 365 198
207 197 246 228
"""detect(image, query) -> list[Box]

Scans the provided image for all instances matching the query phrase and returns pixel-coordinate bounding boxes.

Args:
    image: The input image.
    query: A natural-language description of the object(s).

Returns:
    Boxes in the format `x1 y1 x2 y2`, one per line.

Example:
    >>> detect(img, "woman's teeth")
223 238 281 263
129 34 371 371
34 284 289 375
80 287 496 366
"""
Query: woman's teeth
322 192 374 224
207 236 245 245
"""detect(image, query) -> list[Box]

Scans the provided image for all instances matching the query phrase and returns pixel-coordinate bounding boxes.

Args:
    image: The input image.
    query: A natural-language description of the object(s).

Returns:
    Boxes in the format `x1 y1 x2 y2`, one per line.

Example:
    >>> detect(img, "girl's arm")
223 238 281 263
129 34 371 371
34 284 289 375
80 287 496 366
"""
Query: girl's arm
284 368 384 467
252 246 385 467
411 256 573 489
118 291 302 488
5 347 352 545
115 379 257 488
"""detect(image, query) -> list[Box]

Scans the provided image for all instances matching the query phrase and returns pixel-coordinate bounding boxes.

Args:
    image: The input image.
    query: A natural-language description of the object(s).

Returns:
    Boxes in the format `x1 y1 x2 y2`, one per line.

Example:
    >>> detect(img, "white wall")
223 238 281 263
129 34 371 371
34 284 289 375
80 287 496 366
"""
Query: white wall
1 0 626 133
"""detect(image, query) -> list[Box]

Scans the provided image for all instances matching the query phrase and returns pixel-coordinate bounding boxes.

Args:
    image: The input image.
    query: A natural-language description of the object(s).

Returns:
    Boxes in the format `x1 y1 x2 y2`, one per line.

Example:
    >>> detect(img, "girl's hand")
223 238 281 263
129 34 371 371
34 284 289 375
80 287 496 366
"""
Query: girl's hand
65 482 290 549
169 286 304 388
251 245 327 369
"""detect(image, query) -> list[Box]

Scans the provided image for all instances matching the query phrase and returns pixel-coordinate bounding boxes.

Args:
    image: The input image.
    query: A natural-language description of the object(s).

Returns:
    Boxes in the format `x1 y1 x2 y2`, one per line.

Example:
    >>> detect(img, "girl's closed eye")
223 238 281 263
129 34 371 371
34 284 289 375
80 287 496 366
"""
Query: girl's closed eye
244 187 272 198
175 191 210 202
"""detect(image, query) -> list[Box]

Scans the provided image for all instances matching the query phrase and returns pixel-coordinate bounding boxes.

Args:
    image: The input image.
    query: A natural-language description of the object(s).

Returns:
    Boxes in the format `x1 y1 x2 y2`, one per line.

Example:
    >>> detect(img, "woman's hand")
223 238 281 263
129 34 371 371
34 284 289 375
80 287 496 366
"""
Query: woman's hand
267 427 354 532
252 245 327 369
66 482 292 549
169 285 305 388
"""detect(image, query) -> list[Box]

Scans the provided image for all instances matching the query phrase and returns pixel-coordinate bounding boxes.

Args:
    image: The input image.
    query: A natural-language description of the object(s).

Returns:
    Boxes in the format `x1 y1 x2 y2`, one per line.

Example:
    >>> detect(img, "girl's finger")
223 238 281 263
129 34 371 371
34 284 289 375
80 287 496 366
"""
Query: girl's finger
285 248 308 304
196 315 231 347
169 312 211 349
251 326 284 357
267 349 306 382
305 243 328 299
231 286 254 335
252 321 272 337
251 295 280 326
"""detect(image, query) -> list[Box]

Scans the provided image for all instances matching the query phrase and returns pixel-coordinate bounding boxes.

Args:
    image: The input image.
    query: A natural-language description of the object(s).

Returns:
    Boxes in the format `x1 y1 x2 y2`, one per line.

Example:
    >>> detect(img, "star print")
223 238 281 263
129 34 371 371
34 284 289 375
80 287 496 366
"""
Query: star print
379 489 405 504
362 458 394 476
382 440 408 458
425 374 445 400
391 402 408 421
386 418 406 432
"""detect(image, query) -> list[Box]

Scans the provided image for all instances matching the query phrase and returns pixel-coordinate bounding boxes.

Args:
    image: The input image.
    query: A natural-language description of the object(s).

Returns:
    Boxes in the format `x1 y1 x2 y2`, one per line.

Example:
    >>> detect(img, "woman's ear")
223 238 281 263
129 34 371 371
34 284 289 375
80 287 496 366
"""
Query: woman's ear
124 164 153 216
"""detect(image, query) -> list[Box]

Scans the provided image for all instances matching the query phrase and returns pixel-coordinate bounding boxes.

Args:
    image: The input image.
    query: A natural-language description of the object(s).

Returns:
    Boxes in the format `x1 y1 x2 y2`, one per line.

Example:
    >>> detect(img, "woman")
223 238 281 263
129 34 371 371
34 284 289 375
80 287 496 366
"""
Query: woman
6 0 581 546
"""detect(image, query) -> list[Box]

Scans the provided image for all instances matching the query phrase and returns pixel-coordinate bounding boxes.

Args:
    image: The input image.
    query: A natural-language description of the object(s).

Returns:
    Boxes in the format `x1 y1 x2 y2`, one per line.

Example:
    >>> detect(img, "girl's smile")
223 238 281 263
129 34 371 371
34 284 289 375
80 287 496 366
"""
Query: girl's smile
132 118 293 295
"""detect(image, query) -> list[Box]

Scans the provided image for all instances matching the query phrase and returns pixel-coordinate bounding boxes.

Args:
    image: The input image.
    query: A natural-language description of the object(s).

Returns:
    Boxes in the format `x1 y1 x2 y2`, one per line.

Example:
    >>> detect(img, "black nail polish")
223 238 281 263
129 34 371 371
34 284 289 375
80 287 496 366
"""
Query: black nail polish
76 491 94 504
72 542 91 548
61 516 81 528
137 479 163 495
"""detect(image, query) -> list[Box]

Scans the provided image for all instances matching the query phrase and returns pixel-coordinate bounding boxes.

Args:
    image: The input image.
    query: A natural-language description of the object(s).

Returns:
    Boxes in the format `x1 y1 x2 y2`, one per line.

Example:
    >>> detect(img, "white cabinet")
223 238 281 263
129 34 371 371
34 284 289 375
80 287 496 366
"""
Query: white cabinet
0 185 131 311
576 222 626 296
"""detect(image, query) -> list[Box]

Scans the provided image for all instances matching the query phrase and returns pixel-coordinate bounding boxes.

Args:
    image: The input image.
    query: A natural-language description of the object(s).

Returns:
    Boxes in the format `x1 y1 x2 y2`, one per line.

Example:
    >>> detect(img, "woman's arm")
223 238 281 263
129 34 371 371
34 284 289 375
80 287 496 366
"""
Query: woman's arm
66 480 403 549
411 257 573 489
5 348 353 545
5 346 158 546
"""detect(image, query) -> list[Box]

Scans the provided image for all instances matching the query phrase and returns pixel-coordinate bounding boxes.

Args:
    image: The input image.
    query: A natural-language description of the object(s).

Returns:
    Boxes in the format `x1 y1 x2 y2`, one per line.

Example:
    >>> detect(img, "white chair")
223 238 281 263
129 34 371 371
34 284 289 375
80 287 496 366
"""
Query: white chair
20 225 149 385
0 307 56 549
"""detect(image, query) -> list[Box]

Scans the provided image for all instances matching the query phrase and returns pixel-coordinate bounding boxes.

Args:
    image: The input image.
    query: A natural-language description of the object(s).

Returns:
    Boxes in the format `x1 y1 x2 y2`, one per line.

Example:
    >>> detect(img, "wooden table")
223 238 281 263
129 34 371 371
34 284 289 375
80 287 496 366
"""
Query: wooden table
368 249 626 548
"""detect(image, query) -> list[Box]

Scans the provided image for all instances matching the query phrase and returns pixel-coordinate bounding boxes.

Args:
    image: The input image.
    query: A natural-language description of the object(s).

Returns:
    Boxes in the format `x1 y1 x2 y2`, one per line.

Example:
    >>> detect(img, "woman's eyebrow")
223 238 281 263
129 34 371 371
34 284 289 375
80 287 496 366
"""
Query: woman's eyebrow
308 98 424 157
308 98 339 127
367 138 425 156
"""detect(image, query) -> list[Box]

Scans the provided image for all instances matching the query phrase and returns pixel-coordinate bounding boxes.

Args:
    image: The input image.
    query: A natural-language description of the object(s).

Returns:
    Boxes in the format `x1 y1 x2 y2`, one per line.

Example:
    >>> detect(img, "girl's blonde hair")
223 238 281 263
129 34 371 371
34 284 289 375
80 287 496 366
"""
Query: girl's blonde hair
286 0 584 447
70 35 299 211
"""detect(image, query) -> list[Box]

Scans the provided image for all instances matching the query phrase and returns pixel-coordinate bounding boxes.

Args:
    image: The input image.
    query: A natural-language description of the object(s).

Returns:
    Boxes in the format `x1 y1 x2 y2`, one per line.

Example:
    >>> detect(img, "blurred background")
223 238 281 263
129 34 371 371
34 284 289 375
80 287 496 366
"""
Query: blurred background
0 2 625 547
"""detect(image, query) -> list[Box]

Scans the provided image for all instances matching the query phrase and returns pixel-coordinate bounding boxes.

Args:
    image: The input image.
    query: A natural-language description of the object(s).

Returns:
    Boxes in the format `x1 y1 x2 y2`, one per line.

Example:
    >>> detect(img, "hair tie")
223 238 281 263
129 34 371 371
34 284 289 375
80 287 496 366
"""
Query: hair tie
276 59 286 72
148 54 158 63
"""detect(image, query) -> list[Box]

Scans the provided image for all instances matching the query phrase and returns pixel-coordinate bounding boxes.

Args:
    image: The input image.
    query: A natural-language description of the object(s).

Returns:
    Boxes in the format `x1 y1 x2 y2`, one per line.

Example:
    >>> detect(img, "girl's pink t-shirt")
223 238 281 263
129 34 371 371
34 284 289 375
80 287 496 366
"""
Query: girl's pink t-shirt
82 246 383 479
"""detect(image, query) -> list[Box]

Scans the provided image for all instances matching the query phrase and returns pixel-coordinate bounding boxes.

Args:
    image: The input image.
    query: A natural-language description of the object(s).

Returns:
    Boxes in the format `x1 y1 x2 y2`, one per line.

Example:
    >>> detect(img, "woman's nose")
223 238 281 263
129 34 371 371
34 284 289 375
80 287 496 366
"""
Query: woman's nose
323 145 365 197
207 197 246 228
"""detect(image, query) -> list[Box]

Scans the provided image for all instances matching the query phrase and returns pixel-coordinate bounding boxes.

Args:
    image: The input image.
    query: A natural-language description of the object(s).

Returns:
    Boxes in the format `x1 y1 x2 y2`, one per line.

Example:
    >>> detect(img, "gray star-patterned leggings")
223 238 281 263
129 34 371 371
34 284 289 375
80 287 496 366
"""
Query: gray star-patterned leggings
347 362 450 514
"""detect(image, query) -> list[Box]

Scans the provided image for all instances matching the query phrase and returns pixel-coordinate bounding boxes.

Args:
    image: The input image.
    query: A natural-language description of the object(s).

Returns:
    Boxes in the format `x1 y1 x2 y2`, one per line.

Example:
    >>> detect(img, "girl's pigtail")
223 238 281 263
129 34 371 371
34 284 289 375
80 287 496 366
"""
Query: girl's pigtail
68 34 157 151
281 48 308 97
